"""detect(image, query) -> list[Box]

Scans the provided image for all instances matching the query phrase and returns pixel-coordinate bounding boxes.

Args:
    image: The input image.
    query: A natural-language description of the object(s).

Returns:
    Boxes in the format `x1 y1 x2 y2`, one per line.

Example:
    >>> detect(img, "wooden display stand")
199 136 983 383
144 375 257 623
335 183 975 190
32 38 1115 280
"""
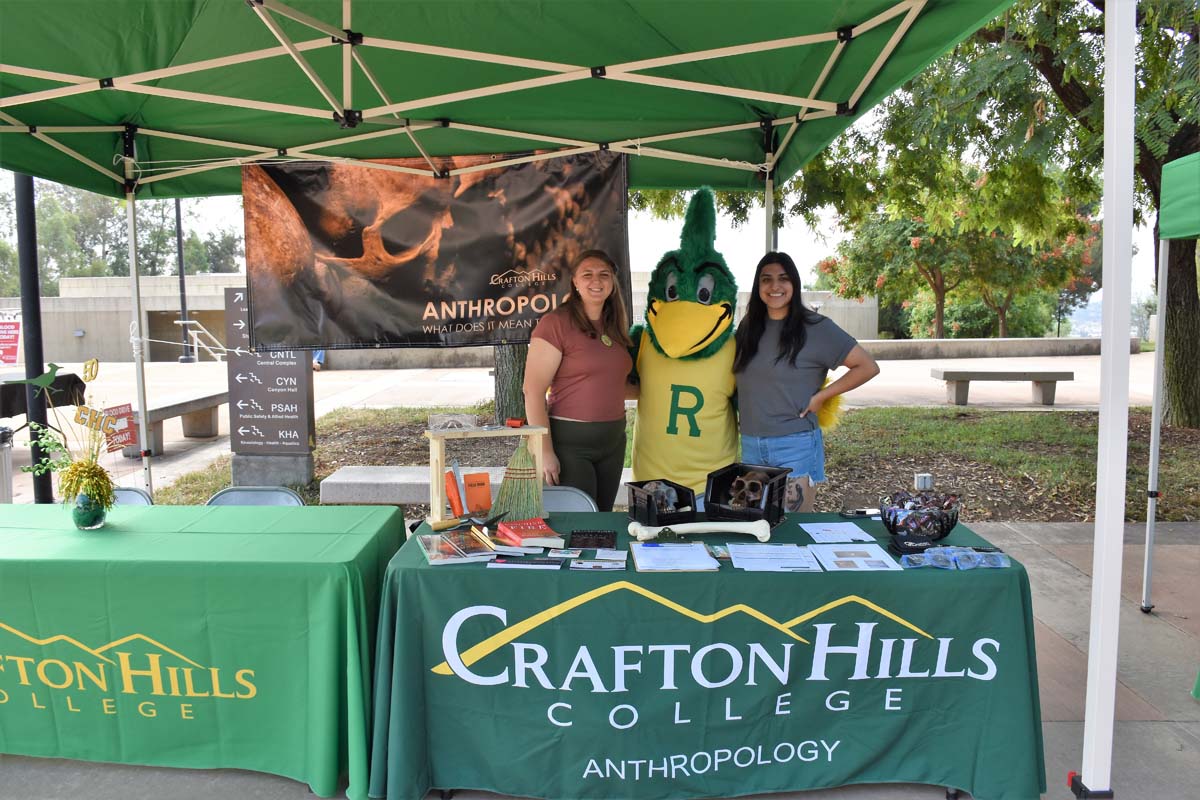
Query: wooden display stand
424 425 546 523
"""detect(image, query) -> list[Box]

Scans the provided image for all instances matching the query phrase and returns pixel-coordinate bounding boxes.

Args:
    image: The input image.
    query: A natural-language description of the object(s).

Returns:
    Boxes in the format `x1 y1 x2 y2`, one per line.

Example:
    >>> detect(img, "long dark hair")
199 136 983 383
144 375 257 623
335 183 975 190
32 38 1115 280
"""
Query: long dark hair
733 251 824 372
561 249 633 347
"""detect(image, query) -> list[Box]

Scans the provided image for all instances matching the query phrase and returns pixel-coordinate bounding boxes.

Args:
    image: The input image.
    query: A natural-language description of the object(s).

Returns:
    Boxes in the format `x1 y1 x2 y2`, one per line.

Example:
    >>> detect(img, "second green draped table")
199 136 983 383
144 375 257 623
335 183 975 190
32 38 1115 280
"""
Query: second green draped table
0 504 404 798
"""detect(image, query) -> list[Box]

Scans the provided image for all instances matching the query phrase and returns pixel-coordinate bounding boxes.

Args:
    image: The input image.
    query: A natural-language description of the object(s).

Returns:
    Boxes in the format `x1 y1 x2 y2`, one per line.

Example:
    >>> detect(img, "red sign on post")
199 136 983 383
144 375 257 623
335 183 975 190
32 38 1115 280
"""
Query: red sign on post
0 320 19 366
104 403 136 453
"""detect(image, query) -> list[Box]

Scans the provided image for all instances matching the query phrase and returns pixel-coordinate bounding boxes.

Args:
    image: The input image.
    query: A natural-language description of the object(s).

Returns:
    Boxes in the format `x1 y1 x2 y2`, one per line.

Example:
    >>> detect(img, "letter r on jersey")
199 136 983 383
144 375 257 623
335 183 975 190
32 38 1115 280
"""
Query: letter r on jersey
666 384 704 437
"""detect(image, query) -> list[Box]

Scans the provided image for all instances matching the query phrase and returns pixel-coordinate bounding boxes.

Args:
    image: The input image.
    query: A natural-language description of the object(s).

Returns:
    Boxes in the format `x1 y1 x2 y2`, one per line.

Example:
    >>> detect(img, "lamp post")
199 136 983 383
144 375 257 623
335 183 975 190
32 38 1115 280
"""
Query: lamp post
176 198 196 363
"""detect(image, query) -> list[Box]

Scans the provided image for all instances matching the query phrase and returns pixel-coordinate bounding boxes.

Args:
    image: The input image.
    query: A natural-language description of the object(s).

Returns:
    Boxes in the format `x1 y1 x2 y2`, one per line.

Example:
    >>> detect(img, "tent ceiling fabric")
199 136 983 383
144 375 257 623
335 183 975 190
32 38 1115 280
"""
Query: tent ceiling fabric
1160 153 1200 240
0 0 1012 198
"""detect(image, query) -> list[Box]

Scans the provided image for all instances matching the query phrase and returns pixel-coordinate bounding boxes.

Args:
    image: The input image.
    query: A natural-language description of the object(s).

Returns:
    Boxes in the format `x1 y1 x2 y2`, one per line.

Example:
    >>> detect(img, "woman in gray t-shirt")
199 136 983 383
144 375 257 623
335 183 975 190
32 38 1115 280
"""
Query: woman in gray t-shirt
733 252 879 512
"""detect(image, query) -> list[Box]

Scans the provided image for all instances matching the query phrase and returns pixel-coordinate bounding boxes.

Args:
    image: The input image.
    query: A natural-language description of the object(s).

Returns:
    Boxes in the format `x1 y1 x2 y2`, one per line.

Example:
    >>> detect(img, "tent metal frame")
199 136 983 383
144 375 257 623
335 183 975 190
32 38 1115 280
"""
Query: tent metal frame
0 0 924 189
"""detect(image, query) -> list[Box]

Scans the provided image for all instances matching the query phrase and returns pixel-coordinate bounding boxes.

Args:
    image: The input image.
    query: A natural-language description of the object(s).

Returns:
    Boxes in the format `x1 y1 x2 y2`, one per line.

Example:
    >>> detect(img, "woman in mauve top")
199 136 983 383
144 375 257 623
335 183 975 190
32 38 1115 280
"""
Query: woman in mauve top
523 250 637 511
734 252 879 513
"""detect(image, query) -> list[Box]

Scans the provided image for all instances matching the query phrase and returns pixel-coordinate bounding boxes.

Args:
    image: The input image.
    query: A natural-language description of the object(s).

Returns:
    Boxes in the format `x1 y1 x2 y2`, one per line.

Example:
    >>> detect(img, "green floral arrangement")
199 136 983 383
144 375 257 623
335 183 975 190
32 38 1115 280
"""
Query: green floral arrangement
25 419 116 511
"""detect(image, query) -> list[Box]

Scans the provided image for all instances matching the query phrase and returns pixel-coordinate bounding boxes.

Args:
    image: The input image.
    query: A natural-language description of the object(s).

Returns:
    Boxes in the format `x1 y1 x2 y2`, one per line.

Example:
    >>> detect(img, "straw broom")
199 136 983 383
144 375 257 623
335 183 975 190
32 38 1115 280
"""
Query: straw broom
490 439 545 521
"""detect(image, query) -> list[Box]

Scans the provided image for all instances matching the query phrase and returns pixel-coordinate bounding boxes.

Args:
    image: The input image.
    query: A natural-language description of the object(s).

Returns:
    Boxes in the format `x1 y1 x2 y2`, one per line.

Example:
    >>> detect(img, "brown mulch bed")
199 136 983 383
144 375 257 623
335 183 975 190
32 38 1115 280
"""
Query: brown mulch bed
311 410 1200 522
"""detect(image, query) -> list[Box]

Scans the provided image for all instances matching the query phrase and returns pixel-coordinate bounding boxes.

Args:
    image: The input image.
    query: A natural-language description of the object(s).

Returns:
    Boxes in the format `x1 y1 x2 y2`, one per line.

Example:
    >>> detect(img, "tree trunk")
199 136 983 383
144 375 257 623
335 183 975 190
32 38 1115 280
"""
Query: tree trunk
933 291 945 339
493 344 528 424
1163 240 1200 428
997 309 1008 338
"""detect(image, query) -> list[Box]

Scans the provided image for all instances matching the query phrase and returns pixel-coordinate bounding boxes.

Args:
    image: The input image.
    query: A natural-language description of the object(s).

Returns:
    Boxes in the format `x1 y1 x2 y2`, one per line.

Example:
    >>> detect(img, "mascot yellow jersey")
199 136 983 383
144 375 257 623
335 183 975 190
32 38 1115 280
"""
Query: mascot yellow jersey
630 188 739 496
633 332 737 495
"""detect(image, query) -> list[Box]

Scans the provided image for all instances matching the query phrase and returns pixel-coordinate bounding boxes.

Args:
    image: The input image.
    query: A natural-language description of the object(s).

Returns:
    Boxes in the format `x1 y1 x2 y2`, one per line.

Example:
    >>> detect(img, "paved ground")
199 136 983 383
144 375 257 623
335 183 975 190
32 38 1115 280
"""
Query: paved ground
0 353 1159 502
1 520 1196 799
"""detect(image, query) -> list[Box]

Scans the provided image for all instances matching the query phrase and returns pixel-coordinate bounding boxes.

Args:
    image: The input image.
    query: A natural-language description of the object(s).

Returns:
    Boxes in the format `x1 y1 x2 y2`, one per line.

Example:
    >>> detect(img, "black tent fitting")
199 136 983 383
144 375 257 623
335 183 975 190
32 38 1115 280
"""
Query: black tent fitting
837 25 854 42
591 66 606 78
99 77 114 89
836 101 856 116
334 109 362 128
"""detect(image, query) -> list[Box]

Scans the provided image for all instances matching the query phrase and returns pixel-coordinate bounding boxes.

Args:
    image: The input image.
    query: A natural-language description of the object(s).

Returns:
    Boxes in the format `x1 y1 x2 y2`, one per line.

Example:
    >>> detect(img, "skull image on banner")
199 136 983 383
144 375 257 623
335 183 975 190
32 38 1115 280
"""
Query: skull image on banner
244 152 628 349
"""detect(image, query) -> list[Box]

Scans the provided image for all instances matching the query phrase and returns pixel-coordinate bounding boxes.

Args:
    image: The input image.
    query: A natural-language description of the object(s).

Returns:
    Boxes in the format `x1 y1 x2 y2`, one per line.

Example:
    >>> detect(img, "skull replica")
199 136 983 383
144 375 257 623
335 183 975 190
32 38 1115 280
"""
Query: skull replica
728 470 770 509
639 480 680 513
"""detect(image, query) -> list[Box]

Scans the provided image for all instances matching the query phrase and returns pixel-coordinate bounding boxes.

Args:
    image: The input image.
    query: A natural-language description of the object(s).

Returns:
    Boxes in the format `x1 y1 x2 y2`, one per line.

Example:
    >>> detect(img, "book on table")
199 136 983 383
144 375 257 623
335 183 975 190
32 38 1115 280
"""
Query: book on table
495 518 566 549
469 525 544 556
416 532 497 566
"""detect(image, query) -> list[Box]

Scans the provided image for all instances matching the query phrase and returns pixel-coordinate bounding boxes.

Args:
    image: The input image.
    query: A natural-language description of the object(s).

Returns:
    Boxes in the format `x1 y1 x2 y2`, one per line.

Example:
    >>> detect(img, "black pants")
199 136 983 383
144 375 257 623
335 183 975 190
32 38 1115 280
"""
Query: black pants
549 418 626 512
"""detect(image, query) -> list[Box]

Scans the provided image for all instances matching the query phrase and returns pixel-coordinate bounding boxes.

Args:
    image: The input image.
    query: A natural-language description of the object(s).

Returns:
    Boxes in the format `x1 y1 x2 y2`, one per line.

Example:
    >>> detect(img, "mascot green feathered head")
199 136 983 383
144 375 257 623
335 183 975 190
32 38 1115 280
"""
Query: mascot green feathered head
644 188 738 360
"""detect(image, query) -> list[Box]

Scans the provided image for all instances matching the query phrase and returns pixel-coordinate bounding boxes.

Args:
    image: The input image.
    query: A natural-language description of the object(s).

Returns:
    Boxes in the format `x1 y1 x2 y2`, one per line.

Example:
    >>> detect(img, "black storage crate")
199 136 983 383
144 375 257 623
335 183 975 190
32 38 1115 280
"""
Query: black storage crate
626 479 697 527
704 463 792 528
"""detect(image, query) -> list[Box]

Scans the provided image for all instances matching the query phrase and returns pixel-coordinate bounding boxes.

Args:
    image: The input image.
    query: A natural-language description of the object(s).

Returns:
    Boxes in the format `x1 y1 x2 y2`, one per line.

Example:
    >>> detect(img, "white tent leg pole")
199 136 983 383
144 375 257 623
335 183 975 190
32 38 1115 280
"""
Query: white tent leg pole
1141 240 1170 612
764 173 776 251
125 190 154 495
1078 1 1135 795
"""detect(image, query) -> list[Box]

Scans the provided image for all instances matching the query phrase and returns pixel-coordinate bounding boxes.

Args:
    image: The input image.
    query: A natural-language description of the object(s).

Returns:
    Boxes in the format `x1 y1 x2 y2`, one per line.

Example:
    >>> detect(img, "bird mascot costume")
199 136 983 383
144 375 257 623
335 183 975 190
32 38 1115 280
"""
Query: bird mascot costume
631 189 738 498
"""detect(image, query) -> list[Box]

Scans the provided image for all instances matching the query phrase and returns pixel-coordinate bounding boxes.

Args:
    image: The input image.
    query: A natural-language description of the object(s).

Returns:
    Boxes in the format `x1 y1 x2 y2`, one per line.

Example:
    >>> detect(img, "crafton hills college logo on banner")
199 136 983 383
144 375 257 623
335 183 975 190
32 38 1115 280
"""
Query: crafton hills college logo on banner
0 621 257 721
431 583 1004 782
244 151 629 350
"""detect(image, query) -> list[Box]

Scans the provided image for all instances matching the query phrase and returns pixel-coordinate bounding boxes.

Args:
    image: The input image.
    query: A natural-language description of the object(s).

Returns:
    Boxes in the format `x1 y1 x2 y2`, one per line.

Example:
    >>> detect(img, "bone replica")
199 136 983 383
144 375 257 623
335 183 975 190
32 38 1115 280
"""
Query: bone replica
628 519 771 543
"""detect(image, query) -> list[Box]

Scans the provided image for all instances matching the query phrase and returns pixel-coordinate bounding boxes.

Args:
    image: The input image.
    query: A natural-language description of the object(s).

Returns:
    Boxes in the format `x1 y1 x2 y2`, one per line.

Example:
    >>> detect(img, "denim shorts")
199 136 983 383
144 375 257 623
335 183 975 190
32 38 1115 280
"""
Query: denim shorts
740 428 827 484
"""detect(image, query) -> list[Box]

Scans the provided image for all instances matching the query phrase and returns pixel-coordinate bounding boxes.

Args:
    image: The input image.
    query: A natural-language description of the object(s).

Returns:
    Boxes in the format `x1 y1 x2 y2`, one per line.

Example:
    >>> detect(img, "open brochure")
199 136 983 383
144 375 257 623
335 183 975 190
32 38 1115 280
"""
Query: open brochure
629 542 720 572
727 543 822 572
808 543 902 572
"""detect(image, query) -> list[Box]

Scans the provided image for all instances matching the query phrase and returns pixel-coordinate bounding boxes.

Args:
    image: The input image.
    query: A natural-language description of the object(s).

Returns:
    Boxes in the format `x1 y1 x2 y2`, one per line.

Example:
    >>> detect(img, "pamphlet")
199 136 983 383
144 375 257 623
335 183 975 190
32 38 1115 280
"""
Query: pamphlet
592 548 628 562
547 548 583 559
800 521 876 544
416 533 497 566
570 559 626 571
629 542 720 572
487 557 563 570
727 543 822 572
808 543 902 572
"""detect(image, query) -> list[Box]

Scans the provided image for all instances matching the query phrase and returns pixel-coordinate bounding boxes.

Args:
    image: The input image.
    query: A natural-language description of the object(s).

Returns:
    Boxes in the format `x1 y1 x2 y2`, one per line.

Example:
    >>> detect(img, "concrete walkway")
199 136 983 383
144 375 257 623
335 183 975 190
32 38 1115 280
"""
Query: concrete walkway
1 521 1196 799
0 353 1159 501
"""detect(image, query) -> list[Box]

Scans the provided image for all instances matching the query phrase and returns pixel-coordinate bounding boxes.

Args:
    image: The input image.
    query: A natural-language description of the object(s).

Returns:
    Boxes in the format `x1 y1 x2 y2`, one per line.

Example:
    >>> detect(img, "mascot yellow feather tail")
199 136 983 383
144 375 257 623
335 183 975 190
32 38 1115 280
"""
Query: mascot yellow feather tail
817 379 844 431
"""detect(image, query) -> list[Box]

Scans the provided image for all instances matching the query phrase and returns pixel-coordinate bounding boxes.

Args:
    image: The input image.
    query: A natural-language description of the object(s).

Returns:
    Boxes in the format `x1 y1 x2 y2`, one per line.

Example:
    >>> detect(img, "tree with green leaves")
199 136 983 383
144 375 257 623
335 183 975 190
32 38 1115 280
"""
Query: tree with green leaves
831 214 971 339
789 0 1198 425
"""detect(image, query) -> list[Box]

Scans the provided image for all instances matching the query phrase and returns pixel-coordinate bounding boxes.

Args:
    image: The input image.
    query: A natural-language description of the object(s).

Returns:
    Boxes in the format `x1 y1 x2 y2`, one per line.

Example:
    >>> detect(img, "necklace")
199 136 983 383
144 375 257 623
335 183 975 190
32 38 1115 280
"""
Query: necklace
590 318 612 347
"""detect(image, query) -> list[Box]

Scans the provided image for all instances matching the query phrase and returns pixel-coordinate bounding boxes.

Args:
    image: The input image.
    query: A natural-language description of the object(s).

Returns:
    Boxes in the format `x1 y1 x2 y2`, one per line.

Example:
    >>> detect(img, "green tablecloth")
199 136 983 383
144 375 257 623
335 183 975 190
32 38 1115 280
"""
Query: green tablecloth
0 504 404 798
370 513 1045 800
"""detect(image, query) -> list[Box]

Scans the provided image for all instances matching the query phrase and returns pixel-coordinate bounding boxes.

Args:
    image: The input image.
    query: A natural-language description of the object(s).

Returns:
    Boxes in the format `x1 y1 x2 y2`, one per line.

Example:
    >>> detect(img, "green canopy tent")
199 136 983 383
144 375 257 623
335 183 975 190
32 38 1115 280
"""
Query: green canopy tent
0 1 1161 797
0 0 1014 494
1141 152 1200 611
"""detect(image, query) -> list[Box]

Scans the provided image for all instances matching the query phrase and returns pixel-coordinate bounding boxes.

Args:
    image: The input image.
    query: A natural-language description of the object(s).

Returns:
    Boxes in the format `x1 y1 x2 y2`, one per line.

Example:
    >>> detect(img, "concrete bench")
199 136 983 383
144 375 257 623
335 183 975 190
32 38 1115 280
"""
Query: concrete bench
931 369 1074 406
122 392 228 457
321 465 635 506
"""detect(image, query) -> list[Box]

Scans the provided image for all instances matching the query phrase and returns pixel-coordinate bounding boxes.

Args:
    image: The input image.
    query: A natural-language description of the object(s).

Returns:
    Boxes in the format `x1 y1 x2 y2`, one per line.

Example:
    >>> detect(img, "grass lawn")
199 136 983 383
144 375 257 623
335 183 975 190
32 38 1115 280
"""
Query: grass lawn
154 405 1200 522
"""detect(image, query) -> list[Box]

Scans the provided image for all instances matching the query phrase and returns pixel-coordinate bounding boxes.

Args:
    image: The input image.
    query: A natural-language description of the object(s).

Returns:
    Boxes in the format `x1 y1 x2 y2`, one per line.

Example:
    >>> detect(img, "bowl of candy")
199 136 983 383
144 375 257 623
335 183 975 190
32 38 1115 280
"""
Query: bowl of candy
879 490 961 540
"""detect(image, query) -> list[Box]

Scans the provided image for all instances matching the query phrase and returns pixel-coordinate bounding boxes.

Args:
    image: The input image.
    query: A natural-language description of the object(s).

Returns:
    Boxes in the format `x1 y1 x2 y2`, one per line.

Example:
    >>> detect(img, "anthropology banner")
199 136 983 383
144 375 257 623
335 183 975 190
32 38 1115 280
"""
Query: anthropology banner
244 152 628 349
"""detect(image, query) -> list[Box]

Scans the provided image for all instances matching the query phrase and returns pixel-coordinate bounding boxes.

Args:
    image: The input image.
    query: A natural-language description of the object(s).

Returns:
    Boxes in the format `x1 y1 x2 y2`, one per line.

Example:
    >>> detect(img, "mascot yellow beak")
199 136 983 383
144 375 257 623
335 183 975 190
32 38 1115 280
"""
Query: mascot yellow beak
648 299 733 359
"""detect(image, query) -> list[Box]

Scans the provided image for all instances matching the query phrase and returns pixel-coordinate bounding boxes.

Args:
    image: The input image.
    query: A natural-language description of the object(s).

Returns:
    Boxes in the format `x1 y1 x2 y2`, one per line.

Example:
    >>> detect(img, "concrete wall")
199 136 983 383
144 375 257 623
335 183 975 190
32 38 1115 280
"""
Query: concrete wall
2 275 1131 366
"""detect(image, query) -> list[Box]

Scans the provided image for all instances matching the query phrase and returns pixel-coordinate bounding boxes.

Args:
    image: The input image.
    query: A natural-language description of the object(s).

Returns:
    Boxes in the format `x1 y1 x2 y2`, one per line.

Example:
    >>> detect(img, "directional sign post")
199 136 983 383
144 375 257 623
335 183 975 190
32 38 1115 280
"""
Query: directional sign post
224 288 315 485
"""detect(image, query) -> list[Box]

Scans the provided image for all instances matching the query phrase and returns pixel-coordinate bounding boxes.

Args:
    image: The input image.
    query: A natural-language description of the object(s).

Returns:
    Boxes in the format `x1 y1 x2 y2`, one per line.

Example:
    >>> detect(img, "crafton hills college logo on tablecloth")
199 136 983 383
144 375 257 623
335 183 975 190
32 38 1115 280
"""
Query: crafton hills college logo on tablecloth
0 621 257 721
243 150 629 350
432 584 1004 783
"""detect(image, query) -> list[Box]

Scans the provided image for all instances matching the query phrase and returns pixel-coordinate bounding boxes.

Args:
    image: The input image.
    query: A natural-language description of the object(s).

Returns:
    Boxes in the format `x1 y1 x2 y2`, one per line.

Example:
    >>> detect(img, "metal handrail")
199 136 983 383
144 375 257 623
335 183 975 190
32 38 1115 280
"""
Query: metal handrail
173 319 225 361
